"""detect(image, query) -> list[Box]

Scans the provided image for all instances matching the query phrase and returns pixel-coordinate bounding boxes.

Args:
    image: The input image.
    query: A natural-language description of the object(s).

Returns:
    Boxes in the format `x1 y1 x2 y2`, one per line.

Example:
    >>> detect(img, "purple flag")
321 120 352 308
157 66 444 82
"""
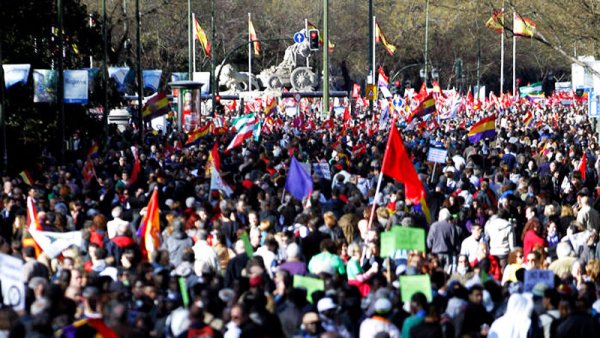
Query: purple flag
285 156 313 201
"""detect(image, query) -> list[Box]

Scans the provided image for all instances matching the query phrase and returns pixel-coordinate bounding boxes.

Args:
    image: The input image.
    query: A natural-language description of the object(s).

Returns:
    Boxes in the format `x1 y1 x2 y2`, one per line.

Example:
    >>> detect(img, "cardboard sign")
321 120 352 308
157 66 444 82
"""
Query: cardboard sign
0 253 25 311
293 275 324 303
380 226 426 257
400 275 432 303
427 147 448 164
524 269 555 293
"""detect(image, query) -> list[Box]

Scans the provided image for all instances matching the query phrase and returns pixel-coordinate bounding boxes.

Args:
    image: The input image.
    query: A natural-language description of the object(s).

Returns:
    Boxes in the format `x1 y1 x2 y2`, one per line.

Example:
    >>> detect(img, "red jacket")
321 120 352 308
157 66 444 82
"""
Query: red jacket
523 230 546 258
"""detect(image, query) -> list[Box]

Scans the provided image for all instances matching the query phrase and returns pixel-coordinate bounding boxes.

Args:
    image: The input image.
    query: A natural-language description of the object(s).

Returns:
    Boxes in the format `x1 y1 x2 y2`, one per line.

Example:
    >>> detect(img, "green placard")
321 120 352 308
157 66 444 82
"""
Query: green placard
399 275 432 303
392 226 426 252
380 226 426 257
179 277 190 307
240 233 254 257
293 275 324 303
380 231 396 257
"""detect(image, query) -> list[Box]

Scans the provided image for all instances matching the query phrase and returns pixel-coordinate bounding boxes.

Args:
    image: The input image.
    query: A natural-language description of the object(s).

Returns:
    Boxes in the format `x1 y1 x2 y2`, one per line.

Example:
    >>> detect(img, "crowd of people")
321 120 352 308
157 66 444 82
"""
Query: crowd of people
0 92 599 338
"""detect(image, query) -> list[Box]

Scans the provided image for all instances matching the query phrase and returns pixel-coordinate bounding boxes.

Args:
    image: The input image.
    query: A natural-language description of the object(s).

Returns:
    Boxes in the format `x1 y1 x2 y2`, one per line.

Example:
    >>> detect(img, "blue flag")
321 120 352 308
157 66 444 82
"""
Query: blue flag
143 70 162 91
285 156 313 201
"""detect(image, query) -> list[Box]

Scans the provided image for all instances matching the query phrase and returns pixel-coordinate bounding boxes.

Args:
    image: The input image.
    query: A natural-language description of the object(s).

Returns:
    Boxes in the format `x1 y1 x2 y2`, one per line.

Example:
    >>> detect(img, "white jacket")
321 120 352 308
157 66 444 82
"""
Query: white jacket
485 216 515 257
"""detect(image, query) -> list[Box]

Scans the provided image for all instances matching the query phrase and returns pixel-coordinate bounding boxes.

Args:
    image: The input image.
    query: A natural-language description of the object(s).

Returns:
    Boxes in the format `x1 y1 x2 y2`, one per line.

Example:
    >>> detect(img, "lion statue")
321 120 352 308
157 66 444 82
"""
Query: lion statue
215 64 259 92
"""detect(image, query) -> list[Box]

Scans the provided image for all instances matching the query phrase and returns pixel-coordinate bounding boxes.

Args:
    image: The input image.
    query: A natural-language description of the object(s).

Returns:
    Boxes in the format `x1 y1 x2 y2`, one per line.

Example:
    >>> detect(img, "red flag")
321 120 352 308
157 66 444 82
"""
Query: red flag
343 107 351 122
128 146 141 186
419 82 427 96
579 153 587 181
82 160 96 185
321 119 334 130
381 122 426 204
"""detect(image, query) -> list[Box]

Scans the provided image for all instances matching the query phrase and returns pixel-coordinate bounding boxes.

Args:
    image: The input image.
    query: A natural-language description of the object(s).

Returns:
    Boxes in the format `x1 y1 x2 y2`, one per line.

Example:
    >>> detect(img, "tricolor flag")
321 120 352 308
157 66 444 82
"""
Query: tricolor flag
19 170 34 186
226 117 258 151
468 115 496 143
375 22 396 56
142 91 171 121
137 189 160 261
381 122 431 223
264 97 278 115
194 15 211 57
377 66 389 88
231 113 256 131
249 18 260 56
522 111 534 128
485 10 504 34
408 93 436 122
185 124 210 146
87 141 99 158
513 13 536 38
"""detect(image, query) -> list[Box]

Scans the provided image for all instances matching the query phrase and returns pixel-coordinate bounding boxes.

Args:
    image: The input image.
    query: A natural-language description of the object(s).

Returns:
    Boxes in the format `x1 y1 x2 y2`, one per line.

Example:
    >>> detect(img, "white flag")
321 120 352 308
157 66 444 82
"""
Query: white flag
210 164 233 197
29 230 82 259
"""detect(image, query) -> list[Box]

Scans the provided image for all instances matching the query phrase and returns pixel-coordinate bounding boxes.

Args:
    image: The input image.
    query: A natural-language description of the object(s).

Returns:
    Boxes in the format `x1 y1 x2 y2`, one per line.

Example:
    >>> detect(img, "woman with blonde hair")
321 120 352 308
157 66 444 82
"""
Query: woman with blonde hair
346 243 377 296
559 204 576 235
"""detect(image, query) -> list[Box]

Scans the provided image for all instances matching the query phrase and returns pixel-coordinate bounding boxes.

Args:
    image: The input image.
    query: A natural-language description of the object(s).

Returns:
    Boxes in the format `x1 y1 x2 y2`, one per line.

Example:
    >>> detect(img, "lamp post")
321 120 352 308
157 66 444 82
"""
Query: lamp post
423 0 430 87
102 0 109 140
135 0 143 139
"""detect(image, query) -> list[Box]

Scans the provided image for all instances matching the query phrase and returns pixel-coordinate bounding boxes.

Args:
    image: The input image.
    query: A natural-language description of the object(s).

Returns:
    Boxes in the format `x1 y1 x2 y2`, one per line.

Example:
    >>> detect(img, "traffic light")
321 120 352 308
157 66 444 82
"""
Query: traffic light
391 80 400 95
308 29 320 50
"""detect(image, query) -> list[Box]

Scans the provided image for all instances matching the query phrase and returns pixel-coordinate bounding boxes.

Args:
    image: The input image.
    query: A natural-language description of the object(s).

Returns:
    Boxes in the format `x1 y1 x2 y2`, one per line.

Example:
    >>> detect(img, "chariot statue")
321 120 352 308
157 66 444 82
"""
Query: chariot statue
258 28 318 91
215 64 260 93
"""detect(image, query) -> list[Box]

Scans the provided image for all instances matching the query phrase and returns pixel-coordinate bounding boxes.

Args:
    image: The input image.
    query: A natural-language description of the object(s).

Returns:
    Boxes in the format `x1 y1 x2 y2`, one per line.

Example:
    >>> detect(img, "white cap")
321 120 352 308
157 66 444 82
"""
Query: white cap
317 297 337 313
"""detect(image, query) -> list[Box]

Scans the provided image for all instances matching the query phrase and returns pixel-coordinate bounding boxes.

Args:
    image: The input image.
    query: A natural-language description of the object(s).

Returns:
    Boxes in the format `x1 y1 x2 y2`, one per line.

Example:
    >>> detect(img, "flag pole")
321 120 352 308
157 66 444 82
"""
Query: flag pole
192 13 197 73
367 118 396 230
500 0 505 94
372 16 376 97
512 11 516 96
248 12 252 94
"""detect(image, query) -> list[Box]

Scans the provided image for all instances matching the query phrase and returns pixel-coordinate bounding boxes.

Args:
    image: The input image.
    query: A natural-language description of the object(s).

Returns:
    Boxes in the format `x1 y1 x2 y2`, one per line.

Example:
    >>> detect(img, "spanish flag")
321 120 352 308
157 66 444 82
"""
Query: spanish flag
249 18 260 56
513 13 536 38
137 189 160 261
486 11 504 34
468 115 496 143
375 22 396 56
522 111 534 128
185 124 210 146
194 15 211 57
87 142 99 158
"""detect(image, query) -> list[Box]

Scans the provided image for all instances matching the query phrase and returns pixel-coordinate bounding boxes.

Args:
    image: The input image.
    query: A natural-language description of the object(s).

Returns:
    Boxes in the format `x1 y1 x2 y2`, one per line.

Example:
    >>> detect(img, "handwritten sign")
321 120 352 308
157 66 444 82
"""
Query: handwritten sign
427 148 448 164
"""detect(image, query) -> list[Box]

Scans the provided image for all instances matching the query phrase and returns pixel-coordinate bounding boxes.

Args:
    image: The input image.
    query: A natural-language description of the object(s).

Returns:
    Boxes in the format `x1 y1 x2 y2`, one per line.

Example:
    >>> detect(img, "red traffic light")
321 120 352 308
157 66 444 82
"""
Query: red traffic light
394 81 401 87
310 32 318 39
215 95 221 103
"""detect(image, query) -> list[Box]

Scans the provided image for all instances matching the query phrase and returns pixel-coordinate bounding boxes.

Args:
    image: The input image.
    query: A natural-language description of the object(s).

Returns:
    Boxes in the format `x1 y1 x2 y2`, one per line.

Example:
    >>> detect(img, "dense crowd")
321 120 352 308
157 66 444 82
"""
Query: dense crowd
0 94 599 338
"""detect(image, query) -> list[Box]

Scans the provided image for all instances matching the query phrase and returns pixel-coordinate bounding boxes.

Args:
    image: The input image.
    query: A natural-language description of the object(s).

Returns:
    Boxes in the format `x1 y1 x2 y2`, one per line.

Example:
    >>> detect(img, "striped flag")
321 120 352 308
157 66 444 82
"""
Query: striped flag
137 189 160 261
231 113 256 131
468 115 496 143
194 15 211 57
19 170 34 186
485 10 504 34
87 141 99 158
377 66 389 88
226 118 258 151
375 22 396 56
142 91 171 121
205 142 221 177
185 124 210 146
514 13 536 38
249 18 260 56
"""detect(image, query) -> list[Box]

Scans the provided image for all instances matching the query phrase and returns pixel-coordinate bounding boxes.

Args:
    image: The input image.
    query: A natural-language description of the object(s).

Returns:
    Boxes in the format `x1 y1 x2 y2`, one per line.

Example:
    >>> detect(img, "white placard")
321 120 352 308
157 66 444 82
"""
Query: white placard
427 148 448 164
524 269 554 293
0 253 25 311
312 163 331 180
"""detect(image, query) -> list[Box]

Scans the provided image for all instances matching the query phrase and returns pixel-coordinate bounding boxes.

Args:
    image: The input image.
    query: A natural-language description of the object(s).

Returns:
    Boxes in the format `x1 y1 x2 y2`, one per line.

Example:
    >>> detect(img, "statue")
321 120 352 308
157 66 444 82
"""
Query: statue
215 64 259 93
258 29 318 91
